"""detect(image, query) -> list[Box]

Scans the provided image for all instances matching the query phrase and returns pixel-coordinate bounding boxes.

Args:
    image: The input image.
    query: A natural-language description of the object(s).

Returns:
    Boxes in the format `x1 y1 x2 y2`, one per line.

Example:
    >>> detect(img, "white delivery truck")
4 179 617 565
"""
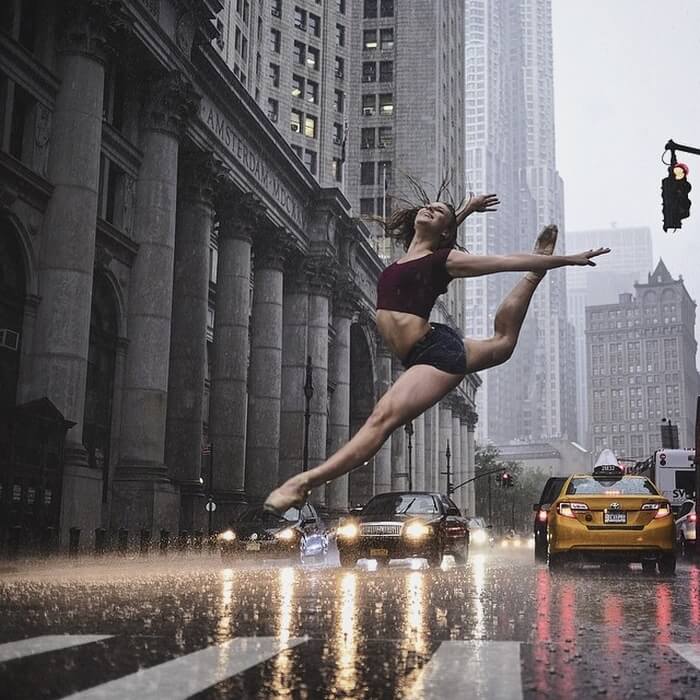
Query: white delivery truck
632 448 696 513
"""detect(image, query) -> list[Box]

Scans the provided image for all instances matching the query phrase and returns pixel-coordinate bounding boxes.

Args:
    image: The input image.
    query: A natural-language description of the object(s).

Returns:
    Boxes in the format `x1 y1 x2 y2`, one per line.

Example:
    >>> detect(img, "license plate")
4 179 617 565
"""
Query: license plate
369 548 388 557
604 512 627 524
245 542 261 551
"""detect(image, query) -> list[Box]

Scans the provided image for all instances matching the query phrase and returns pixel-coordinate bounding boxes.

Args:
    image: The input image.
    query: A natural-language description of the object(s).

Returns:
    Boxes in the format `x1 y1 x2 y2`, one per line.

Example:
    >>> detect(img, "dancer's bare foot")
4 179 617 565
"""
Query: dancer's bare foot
526 224 559 282
263 473 312 516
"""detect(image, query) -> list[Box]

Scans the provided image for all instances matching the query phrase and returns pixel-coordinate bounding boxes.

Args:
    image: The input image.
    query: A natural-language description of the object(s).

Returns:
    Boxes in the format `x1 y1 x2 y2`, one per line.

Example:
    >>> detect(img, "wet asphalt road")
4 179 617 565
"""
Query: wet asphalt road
1 547 700 699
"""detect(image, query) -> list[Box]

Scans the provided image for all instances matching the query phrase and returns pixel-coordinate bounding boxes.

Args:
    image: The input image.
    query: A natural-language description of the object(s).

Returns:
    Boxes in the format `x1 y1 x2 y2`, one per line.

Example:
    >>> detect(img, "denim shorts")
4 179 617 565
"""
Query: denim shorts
401 323 468 375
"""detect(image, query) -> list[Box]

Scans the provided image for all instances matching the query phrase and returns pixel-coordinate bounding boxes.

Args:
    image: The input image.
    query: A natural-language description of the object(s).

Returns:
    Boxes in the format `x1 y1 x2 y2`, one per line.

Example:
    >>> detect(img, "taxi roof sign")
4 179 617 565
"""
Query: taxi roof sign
594 448 620 469
592 464 625 477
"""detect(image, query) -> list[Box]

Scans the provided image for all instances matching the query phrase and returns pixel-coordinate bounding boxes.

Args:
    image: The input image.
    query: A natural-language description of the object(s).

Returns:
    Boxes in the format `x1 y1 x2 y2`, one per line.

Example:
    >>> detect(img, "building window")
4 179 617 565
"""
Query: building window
303 149 317 175
363 30 377 50
378 126 392 148
309 13 321 37
332 157 343 183
306 80 318 104
380 27 394 50
379 93 393 115
336 24 345 47
335 56 344 80
380 0 394 17
362 94 376 116
294 6 306 30
241 36 247 61
364 0 378 19
333 89 344 113
291 109 302 133
269 63 280 87
307 45 319 69
267 98 279 122
293 40 305 65
361 127 375 149
336 0 346 14
362 62 377 83
361 161 375 186
304 114 316 139
379 61 393 82
360 197 375 215
291 144 303 159
271 0 282 18
292 74 304 98
333 122 343 145
270 28 281 53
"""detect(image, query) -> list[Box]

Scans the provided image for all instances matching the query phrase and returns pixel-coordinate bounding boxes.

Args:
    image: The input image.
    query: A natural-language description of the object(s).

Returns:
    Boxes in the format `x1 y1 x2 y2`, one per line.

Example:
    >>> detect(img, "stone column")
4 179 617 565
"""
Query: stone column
459 414 469 514
28 2 118 545
373 340 393 495
423 407 434 491
165 151 225 532
413 412 425 491
390 360 407 491
279 256 310 485
439 401 453 494
326 284 357 515
305 252 336 507
244 228 289 502
112 71 199 533
466 409 478 516
451 410 462 505
208 193 254 527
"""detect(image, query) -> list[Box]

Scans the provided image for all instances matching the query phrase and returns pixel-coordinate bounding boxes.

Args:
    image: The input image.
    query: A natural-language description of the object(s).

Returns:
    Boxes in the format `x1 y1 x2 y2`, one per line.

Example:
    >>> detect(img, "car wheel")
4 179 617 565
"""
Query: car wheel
453 543 469 565
427 546 444 568
640 560 656 574
534 537 548 562
339 551 357 568
658 554 676 576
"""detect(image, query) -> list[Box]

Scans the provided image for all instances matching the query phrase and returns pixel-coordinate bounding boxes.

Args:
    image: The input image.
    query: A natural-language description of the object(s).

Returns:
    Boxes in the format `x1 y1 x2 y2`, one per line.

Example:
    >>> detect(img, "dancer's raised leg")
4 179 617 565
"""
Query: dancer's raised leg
263 363 463 513
463 225 558 373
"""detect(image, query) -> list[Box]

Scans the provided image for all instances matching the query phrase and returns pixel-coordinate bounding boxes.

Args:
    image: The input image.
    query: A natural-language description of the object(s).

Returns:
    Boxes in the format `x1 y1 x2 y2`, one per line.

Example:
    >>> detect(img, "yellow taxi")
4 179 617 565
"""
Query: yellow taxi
548 454 675 574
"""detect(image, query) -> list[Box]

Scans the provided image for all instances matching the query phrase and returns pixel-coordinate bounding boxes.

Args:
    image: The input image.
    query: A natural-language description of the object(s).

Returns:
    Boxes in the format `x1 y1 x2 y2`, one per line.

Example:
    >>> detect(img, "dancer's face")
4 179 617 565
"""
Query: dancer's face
415 202 453 241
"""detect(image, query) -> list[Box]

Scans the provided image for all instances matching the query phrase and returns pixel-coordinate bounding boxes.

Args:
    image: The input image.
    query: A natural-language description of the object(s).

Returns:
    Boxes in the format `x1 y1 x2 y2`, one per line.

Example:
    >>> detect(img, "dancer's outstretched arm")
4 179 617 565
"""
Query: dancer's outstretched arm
446 247 610 278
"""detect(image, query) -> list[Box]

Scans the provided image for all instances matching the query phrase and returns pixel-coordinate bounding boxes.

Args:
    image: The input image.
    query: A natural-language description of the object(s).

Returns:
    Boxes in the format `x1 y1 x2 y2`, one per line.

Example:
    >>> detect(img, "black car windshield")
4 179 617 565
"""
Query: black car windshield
235 506 300 524
566 477 658 496
363 494 438 515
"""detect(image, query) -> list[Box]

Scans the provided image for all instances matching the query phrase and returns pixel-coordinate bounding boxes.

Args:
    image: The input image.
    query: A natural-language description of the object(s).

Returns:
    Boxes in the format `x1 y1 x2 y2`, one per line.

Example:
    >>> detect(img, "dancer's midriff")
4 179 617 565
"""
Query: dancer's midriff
376 309 432 361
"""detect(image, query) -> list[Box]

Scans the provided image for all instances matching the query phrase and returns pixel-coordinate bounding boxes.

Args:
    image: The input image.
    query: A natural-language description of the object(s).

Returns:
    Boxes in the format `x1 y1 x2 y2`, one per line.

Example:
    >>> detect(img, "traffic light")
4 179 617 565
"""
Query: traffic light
500 472 513 488
662 162 692 231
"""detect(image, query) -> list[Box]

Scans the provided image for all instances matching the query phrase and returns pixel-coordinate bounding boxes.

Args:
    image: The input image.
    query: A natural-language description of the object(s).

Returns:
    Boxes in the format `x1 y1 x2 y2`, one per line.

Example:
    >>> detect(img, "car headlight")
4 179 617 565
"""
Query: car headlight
218 530 236 542
472 529 487 545
404 521 431 539
337 523 359 539
274 527 297 541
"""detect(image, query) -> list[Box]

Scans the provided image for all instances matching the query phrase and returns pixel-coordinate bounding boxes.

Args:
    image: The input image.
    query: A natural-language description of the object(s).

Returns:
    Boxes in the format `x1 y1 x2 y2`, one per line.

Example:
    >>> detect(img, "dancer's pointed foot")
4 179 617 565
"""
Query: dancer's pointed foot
527 224 559 282
263 474 312 516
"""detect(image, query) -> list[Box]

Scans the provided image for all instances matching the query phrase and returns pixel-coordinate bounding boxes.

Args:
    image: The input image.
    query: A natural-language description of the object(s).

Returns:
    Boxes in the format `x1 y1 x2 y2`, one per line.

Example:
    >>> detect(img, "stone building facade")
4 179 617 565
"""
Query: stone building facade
0 0 479 552
586 260 700 460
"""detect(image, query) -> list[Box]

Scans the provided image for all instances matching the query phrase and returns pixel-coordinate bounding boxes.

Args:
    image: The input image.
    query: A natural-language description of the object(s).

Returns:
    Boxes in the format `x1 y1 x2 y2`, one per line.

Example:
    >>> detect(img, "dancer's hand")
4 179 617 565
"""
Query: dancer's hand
456 193 500 224
566 247 611 266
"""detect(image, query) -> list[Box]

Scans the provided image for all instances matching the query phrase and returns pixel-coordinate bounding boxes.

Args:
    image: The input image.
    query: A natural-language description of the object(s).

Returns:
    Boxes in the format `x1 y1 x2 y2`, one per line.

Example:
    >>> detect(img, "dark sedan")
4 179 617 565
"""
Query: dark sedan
533 476 567 561
218 503 329 565
336 492 469 568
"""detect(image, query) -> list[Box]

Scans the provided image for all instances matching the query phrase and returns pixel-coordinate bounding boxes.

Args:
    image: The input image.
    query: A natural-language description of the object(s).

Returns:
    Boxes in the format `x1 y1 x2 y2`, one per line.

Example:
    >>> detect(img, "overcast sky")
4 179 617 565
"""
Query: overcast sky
552 0 700 342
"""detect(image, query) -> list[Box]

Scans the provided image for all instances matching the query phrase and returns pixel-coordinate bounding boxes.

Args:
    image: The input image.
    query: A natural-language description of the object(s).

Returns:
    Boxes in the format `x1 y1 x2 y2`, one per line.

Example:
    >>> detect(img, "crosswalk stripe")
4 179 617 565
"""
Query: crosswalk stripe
669 643 700 670
0 635 112 664
61 637 306 700
406 641 523 700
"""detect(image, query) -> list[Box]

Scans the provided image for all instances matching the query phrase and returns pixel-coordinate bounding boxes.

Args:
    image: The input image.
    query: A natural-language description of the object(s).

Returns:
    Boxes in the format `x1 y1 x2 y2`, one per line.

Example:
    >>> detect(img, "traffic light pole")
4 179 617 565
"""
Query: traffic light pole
450 467 508 494
666 140 700 158
694 397 700 521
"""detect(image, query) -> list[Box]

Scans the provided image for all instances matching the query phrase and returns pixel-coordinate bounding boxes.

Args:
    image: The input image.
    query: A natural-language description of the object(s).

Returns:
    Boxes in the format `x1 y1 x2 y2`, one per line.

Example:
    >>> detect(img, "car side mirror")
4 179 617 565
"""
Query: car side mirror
487 524 493 529
349 506 363 515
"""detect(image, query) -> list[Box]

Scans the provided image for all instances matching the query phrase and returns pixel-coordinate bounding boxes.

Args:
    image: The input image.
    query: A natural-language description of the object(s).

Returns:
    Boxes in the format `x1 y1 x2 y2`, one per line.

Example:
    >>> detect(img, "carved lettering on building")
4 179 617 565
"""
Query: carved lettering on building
200 99 305 229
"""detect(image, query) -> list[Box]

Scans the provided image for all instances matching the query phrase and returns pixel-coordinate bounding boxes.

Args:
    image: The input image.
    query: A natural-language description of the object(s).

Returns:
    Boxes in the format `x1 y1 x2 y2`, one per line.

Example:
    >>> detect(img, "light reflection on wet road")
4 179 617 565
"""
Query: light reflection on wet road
2 550 700 698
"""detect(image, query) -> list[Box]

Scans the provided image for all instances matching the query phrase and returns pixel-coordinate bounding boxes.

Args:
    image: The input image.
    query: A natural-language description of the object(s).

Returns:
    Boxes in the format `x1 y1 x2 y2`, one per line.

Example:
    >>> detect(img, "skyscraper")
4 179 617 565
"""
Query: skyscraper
463 0 570 443
567 226 654 445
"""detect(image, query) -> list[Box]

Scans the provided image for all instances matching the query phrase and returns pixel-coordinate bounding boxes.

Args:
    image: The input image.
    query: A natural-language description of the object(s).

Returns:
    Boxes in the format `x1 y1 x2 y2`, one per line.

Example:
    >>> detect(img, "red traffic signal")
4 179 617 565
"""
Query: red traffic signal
662 162 692 231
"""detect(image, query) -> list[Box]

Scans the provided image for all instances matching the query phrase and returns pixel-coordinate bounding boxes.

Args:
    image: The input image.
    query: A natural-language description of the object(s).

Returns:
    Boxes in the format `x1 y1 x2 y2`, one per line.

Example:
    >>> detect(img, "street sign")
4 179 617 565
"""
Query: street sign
205 501 217 512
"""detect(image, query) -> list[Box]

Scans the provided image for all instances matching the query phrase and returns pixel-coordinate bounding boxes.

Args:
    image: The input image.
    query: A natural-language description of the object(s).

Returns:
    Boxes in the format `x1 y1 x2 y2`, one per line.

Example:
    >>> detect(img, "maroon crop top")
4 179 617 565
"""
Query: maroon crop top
376 248 454 320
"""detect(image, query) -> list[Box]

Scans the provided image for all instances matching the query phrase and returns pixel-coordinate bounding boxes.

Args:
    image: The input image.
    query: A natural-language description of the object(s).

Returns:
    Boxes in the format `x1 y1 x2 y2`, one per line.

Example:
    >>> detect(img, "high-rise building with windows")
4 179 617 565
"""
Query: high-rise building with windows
567 226 654 445
463 0 572 444
587 260 700 459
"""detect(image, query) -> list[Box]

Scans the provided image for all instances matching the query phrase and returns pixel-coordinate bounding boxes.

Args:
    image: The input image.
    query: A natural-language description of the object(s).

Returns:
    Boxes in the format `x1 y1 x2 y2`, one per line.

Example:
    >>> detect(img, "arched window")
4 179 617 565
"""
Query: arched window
83 273 118 502
0 220 26 416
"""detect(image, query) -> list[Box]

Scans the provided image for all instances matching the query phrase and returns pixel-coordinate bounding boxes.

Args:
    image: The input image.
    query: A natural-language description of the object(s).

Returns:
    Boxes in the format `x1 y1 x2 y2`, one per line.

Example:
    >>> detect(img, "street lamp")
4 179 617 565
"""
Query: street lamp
302 355 314 471
404 421 414 491
441 440 452 495
661 416 679 449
